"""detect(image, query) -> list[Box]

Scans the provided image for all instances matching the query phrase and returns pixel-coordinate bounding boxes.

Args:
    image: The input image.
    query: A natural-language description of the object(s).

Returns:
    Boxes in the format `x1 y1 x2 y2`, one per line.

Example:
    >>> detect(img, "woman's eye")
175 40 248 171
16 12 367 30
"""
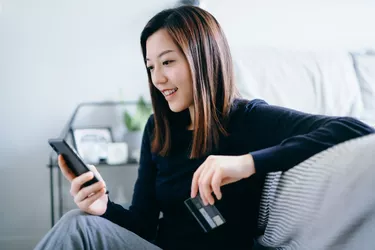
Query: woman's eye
163 60 174 66
147 66 154 71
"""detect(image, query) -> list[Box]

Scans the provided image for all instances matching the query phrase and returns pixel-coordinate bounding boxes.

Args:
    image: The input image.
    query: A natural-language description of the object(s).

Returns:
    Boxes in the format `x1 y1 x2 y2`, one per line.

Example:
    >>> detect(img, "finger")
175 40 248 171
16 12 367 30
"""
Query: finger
200 168 215 205
78 188 106 210
191 164 205 198
205 170 216 205
58 155 75 182
74 181 106 204
211 169 223 200
198 165 211 205
86 164 106 186
70 171 94 196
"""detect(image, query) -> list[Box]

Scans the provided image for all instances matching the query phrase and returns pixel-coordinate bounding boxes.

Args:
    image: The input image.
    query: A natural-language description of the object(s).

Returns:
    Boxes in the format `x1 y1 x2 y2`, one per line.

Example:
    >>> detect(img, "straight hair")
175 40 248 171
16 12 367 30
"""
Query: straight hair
140 5 240 158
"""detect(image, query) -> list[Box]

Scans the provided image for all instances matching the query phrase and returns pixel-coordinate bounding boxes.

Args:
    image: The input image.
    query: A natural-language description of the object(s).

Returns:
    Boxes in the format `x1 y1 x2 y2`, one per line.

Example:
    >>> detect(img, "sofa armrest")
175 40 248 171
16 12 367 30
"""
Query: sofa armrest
257 133 375 249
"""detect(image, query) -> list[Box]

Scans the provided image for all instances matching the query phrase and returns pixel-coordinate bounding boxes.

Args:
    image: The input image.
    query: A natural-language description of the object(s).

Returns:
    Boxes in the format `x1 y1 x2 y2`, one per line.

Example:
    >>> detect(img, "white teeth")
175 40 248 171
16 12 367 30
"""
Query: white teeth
163 88 177 96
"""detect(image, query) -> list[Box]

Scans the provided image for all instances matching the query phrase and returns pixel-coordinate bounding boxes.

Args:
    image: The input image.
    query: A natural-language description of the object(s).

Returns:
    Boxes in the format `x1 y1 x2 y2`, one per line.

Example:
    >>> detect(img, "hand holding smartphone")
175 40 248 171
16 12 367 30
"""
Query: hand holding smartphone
48 138 100 187
49 138 109 215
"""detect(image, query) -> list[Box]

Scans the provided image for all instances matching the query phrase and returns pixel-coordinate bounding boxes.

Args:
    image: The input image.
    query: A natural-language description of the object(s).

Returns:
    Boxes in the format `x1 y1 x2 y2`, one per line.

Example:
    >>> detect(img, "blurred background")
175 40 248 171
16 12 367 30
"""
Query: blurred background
0 0 374 249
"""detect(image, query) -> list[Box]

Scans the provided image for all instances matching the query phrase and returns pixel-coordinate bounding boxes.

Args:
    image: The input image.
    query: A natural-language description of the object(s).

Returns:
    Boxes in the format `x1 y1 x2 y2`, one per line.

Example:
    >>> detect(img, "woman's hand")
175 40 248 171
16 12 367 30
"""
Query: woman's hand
58 155 108 216
191 154 256 205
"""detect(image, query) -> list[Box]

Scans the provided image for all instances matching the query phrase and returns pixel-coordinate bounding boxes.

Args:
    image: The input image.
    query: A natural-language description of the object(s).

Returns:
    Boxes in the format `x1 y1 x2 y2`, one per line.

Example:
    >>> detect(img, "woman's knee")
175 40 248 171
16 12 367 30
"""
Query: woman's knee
57 208 109 231
35 210 91 250
58 209 87 222
54 209 97 229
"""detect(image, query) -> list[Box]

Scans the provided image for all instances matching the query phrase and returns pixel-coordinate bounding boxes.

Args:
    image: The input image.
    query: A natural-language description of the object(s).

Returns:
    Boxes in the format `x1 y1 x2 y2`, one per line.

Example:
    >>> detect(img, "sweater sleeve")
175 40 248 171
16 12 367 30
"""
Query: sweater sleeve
244 99 375 176
100 115 160 241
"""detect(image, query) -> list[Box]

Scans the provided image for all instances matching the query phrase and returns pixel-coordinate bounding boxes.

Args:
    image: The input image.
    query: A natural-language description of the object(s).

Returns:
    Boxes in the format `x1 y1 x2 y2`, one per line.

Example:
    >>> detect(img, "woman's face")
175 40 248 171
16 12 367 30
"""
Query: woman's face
146 29 194 113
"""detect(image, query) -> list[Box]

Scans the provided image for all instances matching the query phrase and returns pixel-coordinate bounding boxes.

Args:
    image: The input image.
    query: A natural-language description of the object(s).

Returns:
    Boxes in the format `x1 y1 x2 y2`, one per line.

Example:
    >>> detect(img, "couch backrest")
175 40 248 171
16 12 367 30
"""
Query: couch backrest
351 50 375 126
232 48 364 119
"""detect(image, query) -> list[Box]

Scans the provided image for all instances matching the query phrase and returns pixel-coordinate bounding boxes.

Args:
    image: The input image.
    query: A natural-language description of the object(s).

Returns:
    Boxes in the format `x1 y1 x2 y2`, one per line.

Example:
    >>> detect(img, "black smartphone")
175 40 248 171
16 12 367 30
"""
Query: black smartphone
48 138 99 188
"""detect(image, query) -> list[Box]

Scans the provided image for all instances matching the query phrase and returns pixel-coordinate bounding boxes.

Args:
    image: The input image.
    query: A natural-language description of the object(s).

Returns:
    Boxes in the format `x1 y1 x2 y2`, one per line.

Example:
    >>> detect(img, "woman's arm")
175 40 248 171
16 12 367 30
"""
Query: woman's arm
191 99 374 205
245 99 375 176
100 115 160 241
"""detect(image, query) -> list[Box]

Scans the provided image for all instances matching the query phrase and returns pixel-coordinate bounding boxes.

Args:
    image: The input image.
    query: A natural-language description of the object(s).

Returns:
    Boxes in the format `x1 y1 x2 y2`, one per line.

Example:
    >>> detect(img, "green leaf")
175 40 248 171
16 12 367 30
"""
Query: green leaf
123 96 152 131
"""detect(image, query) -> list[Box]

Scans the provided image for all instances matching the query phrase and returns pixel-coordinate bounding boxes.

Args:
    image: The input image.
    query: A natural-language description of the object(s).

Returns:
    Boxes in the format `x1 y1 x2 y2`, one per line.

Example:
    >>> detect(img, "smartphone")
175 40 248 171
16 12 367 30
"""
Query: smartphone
48 138 99 188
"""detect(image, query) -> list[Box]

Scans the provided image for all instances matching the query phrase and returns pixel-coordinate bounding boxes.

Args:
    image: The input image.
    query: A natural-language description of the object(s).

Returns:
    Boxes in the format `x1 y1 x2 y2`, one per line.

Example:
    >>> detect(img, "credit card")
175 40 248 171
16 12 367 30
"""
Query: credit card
184 194 226 233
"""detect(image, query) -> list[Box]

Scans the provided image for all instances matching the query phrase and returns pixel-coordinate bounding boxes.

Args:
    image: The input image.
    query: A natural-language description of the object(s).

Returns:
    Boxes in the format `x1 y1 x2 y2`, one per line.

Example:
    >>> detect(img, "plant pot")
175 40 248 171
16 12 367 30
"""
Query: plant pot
123 131 143 163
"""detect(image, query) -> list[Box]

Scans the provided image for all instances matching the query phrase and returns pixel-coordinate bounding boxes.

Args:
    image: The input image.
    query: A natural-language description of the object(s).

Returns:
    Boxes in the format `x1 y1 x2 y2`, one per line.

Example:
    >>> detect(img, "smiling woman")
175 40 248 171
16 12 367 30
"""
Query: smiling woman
34 4 375 250
140 6 239 158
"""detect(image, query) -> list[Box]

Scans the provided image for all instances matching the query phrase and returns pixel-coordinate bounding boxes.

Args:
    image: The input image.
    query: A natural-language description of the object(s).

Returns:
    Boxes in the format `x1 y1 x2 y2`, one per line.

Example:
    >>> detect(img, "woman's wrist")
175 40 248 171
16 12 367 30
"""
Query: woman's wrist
240 154 256 178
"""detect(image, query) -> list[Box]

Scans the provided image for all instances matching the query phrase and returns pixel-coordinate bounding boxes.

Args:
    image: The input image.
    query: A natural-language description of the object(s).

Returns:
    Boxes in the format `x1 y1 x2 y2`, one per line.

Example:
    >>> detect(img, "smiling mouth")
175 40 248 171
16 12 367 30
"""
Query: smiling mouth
162 87 178 96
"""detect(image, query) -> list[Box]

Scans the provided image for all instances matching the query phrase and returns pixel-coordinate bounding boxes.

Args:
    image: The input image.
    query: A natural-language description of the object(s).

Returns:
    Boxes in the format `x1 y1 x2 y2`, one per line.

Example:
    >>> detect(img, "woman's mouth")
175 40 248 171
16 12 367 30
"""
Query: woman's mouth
163 87 178 99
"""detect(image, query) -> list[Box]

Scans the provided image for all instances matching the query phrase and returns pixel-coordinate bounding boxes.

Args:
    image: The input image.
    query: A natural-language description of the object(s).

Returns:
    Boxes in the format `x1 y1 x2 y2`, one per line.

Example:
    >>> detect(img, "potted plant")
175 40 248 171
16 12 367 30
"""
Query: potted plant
123 96 152 162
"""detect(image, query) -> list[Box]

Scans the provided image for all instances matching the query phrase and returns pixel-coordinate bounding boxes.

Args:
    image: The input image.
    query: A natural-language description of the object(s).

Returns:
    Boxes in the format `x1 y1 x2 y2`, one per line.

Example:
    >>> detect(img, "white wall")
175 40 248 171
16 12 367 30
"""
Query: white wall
207 0 375 51
0 0 176 249
0 0 374 249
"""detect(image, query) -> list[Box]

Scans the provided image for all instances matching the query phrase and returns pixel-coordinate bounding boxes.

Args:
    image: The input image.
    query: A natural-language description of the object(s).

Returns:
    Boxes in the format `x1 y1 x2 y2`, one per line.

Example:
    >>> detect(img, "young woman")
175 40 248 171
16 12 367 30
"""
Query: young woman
35 5 374 250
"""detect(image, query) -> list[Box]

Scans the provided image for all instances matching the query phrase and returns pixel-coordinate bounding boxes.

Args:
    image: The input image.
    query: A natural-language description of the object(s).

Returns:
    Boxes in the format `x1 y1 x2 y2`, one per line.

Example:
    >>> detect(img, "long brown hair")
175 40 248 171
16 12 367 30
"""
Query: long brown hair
140 5 240 159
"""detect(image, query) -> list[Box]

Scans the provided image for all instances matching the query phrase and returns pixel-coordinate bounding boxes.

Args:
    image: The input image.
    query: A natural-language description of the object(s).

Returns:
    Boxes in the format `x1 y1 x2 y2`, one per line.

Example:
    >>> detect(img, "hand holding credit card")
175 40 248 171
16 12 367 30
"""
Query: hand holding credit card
185 193 226 233
190 154 255 206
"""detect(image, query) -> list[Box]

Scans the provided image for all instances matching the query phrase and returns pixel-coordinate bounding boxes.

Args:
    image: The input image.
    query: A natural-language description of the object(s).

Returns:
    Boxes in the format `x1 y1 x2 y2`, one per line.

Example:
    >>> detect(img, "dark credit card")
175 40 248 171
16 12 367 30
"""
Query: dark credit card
184 194 226 233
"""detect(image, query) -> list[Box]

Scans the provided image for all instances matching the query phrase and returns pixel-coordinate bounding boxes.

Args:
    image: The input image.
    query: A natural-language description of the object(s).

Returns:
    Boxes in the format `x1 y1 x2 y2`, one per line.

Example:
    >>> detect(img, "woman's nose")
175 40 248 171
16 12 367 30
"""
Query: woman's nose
152 67 168 85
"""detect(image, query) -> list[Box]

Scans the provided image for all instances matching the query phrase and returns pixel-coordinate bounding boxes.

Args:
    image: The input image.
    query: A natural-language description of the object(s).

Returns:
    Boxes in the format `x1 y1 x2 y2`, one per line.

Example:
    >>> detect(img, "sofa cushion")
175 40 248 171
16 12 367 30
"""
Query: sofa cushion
352 50 375 127
232 48 364 118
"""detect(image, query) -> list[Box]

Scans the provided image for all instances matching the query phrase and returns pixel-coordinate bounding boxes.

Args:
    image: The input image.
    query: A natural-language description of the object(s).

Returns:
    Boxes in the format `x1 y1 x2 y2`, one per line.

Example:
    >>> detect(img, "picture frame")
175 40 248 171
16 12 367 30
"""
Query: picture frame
71 127 113 164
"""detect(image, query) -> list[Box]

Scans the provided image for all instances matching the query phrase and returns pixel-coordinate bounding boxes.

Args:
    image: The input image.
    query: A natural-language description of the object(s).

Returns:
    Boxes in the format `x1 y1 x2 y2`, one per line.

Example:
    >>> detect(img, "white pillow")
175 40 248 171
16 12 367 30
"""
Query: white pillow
232 48 364 118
